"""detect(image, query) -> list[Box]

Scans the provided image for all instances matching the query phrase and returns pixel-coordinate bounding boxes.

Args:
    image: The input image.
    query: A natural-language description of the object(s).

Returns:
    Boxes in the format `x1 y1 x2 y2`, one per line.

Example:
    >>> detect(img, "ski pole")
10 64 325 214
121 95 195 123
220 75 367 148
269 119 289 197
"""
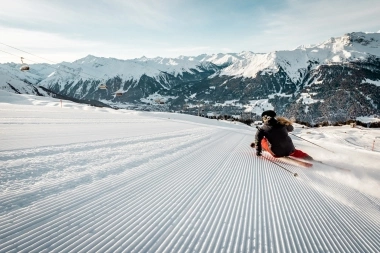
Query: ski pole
289 133 335 153
250 141 298 177
262 155 298 177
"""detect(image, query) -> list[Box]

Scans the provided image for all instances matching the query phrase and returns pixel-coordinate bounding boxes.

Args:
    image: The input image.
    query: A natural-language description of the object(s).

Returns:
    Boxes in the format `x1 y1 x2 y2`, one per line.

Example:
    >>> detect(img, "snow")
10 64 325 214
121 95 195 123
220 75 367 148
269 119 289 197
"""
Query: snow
2 32 380 99
68 55 212 81
140 92 177 105
243 99 274 114
362 78 380 87
356 116 380 123
224 99 239 105
218 32 380 84
297 92 324 105
268 93 292 99
1 90 380 252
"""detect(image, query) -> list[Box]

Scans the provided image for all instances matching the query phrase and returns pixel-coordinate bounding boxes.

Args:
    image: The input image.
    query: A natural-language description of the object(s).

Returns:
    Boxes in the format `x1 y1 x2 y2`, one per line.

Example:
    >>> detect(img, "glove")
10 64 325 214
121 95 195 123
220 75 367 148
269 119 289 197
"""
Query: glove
256 150 262 156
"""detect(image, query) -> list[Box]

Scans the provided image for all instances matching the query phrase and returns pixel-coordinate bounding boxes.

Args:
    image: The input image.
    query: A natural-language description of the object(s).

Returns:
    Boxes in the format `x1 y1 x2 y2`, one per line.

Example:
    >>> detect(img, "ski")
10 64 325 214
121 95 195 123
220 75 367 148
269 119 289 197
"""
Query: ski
278 156 313 168
261 155 299 177
278 157 351 172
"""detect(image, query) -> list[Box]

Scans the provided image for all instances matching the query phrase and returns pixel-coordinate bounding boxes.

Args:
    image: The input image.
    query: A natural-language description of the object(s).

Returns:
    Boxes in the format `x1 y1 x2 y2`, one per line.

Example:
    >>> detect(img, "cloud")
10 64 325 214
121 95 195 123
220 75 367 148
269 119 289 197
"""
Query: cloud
0 25 182 63
165 46 210 53
1 0 380 62
221 48 232 52
245 0 380 51
0 0 176 37
275 0 380 34
0 26 103 63
108 0 176 30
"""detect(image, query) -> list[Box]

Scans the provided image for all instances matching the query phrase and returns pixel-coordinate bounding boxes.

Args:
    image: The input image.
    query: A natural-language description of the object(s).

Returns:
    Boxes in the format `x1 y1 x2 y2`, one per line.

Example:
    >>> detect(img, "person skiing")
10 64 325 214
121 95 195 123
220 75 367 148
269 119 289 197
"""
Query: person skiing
251 110 313 160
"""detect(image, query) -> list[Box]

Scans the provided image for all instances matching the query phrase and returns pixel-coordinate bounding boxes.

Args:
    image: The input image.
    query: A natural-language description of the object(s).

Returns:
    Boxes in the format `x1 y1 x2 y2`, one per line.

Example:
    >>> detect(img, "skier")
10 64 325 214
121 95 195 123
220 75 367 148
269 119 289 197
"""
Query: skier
251 110 313 160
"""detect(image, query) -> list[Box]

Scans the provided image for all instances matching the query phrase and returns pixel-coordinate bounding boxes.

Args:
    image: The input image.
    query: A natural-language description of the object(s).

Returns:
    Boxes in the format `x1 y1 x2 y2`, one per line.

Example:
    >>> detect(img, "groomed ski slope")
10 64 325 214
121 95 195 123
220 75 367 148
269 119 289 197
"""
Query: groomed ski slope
0 91 380 253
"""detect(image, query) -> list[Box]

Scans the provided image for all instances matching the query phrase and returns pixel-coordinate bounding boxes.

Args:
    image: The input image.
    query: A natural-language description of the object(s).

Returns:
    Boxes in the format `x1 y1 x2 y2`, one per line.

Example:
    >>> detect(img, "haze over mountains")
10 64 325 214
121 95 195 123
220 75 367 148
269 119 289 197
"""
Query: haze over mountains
1 32 380 123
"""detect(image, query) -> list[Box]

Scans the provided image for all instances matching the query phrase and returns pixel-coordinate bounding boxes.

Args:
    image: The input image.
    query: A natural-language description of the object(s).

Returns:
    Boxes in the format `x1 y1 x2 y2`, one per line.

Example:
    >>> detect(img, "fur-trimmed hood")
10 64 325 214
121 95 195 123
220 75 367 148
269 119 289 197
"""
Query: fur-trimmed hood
276 116 293 126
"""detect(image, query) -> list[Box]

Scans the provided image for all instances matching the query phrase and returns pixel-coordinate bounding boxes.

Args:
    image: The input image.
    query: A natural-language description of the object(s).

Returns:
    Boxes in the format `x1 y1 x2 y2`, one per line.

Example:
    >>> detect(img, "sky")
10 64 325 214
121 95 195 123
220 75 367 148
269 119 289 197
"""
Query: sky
0 0 380 64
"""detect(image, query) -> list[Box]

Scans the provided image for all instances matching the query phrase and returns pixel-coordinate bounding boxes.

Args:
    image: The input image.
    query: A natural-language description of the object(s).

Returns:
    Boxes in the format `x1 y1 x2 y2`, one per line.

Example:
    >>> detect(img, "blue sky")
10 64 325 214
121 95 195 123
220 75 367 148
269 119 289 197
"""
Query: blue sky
0 0 379 63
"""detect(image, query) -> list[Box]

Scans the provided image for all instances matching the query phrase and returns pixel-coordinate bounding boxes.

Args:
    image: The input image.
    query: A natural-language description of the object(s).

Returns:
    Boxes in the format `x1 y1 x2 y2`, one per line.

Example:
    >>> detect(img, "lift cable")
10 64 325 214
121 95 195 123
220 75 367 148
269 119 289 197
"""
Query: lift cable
0 48 89 80
0 42 104 81
0 42 57 65
0 48 22 59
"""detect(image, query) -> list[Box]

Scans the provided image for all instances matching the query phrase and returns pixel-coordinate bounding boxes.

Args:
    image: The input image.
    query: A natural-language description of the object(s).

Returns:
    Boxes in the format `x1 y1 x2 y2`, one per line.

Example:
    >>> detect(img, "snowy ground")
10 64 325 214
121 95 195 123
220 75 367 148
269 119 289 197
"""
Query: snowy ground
0 91 379 253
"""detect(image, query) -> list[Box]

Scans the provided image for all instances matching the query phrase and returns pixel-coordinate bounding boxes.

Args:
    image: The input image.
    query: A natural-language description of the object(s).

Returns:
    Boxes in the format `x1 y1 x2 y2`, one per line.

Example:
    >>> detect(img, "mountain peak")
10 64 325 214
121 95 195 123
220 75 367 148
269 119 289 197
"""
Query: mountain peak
74 54 100 64
345 31 380 46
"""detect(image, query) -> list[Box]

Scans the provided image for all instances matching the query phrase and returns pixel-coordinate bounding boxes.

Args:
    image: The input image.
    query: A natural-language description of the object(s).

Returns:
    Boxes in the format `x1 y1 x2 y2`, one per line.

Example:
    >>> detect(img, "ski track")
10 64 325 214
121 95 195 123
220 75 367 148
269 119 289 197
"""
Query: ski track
1 115 380 252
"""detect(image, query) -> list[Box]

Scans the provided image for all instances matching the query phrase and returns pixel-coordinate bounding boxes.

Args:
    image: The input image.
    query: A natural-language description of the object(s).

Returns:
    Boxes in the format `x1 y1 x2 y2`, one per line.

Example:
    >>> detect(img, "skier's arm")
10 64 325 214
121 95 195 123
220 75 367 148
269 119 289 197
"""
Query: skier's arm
255 129 264 156
286 125 294 132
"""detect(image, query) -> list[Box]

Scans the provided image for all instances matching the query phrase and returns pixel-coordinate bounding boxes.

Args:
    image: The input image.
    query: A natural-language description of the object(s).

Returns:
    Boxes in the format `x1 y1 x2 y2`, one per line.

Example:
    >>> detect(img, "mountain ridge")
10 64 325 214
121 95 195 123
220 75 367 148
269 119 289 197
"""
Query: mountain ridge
1 31 379 123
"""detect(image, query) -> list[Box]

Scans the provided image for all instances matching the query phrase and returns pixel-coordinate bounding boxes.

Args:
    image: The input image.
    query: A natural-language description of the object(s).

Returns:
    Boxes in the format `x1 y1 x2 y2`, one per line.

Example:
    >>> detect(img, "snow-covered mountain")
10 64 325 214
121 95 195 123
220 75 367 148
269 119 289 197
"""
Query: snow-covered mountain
1 32 380 123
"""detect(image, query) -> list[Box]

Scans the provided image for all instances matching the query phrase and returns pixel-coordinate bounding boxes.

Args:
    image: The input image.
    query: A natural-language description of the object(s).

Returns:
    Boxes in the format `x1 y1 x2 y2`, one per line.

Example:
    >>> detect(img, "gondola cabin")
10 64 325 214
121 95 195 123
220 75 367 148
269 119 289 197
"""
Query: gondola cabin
20 65 30 71
115 92 123 97
20 57 29 71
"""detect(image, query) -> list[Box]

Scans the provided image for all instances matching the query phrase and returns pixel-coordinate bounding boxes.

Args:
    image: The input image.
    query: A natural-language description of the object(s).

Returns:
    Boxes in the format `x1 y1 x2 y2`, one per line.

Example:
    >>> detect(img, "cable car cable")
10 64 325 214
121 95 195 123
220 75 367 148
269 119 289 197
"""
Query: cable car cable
0 42 104 81
0 48 22 59
0 49 77 76
0 43 111 93
0 42 57 65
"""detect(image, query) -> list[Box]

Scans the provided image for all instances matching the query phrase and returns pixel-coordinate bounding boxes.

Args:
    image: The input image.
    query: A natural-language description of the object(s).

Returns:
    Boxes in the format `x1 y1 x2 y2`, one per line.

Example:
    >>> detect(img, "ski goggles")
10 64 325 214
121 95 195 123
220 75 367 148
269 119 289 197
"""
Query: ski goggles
262 115 272 121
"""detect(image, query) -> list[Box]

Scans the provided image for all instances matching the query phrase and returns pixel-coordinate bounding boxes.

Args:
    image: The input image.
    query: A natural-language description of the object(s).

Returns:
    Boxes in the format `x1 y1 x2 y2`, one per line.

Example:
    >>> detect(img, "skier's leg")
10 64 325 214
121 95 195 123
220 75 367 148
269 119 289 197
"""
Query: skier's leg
261 138 276 156
290 149 313 160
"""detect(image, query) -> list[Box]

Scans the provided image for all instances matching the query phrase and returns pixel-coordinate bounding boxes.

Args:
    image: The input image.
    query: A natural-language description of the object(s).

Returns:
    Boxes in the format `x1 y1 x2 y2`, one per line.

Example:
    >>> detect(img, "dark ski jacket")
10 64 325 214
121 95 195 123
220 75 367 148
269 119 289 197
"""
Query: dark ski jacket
255 118 295 157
